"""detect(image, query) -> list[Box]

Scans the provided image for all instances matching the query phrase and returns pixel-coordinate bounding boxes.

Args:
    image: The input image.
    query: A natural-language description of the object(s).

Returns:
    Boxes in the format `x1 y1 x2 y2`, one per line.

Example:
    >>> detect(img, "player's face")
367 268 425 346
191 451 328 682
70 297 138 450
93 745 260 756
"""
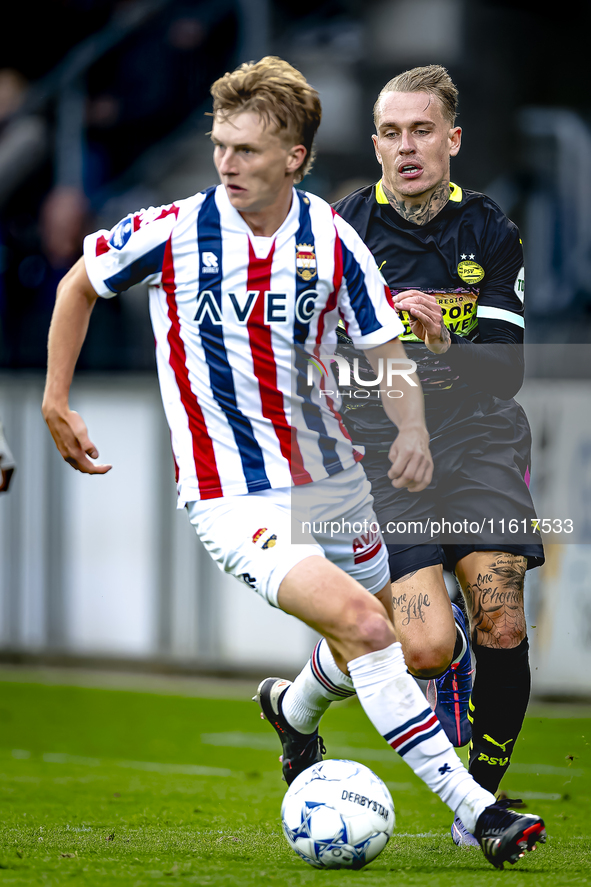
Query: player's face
372 91 461 201
212 111 306 220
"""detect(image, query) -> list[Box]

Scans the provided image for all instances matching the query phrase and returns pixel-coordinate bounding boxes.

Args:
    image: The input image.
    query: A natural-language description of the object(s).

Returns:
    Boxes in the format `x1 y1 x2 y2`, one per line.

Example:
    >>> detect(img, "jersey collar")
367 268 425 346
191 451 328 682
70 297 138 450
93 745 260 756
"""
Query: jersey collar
375 179 463 204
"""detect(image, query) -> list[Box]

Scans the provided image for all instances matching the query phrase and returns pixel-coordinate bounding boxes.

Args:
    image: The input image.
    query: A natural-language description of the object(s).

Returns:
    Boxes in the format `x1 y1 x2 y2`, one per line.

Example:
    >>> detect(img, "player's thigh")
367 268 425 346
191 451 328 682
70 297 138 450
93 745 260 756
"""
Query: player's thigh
455 550 527 648
388 563 456 677
186 492 323 609
277 556 393 668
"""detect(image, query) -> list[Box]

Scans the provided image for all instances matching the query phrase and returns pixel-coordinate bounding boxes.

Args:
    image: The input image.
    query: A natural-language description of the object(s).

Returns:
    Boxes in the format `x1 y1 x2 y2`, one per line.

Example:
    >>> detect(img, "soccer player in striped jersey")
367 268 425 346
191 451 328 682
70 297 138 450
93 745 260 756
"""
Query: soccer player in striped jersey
42 57 545 868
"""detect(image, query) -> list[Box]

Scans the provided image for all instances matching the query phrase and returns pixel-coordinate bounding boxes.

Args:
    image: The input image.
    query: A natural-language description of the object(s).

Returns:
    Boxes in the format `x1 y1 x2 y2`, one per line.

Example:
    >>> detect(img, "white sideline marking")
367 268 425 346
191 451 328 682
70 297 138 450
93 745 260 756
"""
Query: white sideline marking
393 832 442 838
201 732 276 751
509 763 584 777
10 749 233 777
201 732 403 764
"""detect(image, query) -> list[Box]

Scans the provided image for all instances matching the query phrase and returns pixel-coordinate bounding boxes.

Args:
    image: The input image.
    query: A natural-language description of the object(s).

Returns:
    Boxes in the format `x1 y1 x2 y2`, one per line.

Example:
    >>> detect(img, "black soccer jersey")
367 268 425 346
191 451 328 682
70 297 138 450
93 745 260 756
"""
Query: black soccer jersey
333 181 527 444
334 180 525 338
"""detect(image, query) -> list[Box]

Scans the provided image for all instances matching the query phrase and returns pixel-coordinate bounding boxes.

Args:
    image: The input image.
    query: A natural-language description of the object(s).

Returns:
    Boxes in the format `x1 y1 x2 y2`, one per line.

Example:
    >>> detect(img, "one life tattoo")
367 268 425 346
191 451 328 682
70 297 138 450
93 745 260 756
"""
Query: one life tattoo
392 591 431 625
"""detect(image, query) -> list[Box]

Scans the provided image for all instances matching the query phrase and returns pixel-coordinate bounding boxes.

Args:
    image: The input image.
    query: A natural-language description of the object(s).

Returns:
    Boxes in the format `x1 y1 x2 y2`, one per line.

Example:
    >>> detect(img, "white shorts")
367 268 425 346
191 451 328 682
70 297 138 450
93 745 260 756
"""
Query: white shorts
186 463 389 608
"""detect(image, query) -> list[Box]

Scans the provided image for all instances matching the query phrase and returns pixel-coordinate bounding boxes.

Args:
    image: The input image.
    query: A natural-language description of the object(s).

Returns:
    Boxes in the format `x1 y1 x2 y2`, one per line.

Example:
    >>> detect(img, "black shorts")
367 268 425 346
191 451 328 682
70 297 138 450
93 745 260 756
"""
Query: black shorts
362 395 545 579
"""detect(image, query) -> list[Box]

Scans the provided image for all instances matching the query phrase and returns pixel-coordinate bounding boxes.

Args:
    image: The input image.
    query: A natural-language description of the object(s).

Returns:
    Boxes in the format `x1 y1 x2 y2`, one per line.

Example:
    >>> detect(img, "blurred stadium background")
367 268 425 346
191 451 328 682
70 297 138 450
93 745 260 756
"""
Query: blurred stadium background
0 0 590 693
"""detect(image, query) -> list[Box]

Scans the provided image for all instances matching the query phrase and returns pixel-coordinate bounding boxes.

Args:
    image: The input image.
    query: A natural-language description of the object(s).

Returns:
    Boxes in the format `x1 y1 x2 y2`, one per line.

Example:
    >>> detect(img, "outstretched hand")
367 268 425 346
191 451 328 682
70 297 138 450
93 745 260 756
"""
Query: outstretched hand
392 290 451 354
42 405 112 475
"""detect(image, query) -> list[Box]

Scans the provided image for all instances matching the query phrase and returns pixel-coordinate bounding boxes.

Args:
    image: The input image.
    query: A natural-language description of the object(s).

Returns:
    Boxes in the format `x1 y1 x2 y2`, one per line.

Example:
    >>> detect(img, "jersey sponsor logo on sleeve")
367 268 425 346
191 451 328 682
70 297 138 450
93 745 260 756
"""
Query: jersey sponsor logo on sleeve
514 266 525 302
109 216 133 250
457 259 485 283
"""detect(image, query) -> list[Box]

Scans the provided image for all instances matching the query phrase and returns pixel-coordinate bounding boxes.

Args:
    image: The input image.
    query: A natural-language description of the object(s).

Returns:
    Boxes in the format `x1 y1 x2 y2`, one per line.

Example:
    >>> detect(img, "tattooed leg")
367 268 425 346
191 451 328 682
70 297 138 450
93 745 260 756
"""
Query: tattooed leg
456 551 527 649
387 564 456 678
455 551 530 794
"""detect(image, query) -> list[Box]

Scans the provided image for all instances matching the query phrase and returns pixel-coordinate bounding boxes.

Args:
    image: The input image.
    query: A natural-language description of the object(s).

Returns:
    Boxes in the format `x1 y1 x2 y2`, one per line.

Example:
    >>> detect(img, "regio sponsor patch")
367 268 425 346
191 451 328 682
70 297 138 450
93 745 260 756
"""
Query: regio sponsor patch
394 289 479 341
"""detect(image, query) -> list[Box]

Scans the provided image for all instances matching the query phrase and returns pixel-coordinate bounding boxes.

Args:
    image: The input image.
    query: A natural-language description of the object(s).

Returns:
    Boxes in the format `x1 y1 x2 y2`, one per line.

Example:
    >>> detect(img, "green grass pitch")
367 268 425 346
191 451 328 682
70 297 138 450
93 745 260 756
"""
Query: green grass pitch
0 672 589 886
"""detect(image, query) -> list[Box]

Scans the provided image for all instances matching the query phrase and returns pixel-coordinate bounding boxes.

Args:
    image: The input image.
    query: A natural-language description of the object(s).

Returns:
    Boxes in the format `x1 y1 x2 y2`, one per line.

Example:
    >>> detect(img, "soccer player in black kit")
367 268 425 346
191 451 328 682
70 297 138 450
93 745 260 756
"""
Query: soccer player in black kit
334 64 545 846
262 65 545 849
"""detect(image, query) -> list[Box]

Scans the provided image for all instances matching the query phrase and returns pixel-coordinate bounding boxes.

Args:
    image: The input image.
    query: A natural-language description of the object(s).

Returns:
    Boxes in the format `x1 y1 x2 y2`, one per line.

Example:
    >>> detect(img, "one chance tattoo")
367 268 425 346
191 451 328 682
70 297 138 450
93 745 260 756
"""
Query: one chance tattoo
463 554 527 648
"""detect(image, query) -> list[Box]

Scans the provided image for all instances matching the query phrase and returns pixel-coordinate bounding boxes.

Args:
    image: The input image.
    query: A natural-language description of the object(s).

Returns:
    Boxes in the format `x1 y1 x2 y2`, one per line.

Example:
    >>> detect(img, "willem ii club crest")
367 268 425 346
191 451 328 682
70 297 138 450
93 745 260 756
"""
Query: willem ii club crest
296 243 317 281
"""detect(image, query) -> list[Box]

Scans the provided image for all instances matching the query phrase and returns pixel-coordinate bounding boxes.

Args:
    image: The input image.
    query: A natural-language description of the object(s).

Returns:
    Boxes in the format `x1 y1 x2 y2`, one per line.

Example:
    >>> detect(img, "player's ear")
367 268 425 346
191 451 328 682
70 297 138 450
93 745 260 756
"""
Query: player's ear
449 126 462 157
287 144 307 175
372 134 382 164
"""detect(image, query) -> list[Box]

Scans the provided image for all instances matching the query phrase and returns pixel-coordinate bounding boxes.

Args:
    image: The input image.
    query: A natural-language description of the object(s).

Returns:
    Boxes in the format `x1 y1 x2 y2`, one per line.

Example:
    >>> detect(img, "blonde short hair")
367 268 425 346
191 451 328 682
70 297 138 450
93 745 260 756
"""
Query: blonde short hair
374 64 458 128
210 56 322 182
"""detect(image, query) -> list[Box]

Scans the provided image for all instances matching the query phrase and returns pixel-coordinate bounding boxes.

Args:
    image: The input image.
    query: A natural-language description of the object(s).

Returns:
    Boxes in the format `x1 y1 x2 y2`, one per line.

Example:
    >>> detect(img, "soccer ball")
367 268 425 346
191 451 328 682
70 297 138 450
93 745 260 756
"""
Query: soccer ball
281 759 395 869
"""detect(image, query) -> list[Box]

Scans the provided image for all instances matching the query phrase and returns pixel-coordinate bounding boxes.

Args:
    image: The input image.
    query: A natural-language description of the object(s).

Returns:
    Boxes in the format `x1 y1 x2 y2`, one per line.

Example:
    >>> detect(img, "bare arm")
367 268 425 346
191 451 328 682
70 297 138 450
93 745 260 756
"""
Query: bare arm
363 337 433 492
42 257 112 474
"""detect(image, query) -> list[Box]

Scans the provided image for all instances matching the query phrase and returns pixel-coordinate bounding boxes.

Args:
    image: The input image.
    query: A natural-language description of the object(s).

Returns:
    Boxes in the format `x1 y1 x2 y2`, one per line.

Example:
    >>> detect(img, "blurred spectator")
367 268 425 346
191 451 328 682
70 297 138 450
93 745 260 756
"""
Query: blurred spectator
0 69 48 208
0 0 239 370
40 186 89 271
0 69 27 119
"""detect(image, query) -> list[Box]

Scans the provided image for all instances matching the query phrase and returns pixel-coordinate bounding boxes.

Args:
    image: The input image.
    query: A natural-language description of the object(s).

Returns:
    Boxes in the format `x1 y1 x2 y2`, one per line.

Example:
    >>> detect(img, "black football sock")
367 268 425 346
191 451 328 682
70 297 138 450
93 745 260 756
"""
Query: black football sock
468 637 530 794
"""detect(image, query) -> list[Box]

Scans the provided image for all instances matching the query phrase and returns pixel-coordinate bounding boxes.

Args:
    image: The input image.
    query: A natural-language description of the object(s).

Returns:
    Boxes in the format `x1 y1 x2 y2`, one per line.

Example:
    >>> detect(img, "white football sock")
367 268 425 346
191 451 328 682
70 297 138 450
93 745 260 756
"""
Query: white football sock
348 642 495 831
282 639 355 734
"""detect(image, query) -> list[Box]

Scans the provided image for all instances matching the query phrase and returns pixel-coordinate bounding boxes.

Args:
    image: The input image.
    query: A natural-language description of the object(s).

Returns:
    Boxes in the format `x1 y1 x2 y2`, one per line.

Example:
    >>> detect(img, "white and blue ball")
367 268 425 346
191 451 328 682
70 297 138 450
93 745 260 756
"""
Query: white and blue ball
281 759 395 869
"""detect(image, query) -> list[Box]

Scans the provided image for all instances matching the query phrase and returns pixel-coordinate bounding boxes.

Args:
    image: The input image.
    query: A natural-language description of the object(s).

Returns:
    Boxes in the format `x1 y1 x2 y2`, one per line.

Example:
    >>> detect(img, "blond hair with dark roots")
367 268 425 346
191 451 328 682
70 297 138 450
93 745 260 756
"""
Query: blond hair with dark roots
373 65 459 129
210 56 322 183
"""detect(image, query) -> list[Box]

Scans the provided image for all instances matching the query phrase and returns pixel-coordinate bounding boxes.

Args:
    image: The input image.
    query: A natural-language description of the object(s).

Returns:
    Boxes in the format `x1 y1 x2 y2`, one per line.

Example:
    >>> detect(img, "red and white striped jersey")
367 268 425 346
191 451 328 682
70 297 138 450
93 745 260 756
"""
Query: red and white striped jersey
84 184 403 504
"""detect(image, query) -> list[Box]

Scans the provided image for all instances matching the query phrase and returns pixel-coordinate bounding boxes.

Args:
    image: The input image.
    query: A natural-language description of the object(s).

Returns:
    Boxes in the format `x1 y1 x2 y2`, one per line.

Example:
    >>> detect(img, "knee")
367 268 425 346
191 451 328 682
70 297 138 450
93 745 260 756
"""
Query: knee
482 623 527 649
348 599 396 654
404 639 454 679
475 602 527 649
